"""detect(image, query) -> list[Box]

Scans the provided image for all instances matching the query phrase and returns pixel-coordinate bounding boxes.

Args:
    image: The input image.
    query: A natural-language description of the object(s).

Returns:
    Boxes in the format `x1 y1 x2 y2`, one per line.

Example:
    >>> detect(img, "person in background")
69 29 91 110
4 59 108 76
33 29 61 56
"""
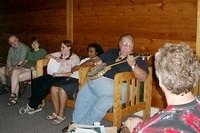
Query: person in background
0 35 29 95
47 43 104 125
8 37 46 106
120 43 200 133
19 40 80 115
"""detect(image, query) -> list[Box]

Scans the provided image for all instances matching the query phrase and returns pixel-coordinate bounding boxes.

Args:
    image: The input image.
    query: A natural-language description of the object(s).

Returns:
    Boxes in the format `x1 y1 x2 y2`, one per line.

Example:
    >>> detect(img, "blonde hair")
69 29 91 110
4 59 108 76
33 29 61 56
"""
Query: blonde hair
155 43 200 95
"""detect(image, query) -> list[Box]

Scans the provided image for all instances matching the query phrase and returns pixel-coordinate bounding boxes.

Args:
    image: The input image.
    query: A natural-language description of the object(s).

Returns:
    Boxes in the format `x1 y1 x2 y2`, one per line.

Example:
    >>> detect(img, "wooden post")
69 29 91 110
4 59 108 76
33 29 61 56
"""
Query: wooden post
66 0 73 41
196 0 200 95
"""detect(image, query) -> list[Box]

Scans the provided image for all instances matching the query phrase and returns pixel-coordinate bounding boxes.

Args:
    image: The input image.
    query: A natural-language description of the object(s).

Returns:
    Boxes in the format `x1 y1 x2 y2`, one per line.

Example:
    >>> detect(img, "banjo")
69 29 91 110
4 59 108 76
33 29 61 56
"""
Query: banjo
88 54 151 80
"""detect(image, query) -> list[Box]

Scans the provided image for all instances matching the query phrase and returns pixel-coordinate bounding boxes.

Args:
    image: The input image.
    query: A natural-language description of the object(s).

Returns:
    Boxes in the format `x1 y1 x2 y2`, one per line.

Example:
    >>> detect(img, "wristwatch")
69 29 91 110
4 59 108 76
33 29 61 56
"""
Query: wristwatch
131 63 137 71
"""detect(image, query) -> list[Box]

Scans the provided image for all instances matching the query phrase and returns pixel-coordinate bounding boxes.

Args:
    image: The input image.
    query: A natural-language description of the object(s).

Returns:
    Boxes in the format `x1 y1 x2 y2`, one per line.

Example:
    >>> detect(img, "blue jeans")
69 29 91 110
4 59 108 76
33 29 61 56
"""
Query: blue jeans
72 76 126 124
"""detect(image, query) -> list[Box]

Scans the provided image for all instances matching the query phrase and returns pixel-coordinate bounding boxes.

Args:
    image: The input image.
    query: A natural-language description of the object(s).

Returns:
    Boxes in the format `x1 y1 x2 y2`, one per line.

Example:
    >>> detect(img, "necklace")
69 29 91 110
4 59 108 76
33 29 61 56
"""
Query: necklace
60 52 72 60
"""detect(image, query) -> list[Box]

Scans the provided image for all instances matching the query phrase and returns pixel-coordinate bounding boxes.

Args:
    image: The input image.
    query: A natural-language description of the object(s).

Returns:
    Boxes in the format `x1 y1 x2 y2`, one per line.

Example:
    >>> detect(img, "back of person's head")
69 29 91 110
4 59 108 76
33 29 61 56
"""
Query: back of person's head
87 42 104 56
62 40 73 48
155 43 200 95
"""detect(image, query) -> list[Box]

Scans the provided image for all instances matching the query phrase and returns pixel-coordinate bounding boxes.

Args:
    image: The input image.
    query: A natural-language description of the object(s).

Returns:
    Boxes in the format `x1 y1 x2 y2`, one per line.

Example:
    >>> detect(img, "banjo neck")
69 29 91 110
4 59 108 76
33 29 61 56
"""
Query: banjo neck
106 55 140 68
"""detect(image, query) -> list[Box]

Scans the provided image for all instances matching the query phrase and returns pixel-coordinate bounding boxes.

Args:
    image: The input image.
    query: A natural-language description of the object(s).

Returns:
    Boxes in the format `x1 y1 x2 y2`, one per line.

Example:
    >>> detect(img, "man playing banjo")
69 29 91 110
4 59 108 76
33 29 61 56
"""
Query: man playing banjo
71 33 148 125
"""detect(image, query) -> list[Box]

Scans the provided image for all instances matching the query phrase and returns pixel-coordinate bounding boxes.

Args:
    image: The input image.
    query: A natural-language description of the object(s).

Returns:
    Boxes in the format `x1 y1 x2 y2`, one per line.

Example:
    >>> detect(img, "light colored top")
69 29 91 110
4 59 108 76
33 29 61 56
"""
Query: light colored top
71 57 90 79
6 42 29 68
47 52 80 75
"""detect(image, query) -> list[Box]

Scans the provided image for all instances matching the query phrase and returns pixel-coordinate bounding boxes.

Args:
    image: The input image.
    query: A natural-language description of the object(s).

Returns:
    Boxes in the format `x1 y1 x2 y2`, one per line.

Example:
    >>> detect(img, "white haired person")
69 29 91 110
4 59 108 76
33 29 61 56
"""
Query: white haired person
120 43 200 133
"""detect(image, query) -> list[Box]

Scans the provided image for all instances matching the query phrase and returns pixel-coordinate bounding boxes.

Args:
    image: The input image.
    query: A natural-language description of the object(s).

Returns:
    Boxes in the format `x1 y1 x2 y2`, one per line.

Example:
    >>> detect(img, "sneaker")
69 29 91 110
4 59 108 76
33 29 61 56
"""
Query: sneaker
27 106 43 115
19 104 34 115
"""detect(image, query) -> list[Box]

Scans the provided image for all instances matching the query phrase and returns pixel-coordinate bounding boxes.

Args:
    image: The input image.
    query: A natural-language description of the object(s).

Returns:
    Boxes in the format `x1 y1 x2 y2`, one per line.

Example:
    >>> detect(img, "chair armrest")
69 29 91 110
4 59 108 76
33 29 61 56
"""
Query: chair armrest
36 58 49 77
78 65 93 87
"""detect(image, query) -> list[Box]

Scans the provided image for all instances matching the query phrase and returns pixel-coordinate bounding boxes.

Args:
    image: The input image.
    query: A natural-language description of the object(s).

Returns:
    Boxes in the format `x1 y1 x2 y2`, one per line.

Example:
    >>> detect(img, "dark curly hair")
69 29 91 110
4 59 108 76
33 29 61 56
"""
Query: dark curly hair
87 42 104 56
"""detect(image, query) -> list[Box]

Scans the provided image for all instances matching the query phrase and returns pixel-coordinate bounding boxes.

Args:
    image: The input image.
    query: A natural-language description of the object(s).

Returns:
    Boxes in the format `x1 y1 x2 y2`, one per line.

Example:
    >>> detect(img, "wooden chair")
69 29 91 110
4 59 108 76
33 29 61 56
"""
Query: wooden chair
78 66 153 128
107 67 152 128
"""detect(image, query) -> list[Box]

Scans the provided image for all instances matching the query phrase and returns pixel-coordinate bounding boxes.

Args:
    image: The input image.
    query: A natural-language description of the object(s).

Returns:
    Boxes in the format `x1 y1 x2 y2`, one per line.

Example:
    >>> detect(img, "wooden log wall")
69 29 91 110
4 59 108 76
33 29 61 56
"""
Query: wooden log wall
73 0 197 55
0 0 66 60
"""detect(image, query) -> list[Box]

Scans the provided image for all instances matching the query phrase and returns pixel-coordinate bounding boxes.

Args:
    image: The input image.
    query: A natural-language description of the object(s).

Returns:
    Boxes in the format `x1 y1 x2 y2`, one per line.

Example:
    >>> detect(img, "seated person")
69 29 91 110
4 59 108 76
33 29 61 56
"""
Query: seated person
46 42 104 125
19 40 80 115
120 43 200 133
8 37 46 106
70 33 148 126
0 35 29 88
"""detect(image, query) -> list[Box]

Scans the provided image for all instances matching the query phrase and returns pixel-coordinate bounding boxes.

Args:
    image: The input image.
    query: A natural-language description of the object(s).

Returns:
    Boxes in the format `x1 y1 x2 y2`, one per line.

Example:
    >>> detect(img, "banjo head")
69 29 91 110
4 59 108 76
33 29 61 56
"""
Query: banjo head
88 64 107 80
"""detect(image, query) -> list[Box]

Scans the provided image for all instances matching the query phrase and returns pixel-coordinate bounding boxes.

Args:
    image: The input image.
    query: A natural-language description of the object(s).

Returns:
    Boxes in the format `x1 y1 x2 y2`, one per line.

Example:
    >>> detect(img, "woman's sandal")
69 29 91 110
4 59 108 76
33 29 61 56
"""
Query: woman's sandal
52 116 66 125
8 93 15 101
46 112 58 120
8 93 18 106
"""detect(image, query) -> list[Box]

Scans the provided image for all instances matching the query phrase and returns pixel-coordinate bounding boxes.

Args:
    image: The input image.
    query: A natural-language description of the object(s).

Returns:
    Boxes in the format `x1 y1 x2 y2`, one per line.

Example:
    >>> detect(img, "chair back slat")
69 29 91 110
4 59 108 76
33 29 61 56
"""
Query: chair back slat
112 66 152 128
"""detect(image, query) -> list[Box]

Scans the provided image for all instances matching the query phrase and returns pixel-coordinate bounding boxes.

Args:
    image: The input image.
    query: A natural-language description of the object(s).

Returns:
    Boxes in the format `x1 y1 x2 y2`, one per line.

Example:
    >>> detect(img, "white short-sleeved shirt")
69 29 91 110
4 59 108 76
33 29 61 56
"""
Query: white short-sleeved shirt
47 52 80 75
71 57 90 79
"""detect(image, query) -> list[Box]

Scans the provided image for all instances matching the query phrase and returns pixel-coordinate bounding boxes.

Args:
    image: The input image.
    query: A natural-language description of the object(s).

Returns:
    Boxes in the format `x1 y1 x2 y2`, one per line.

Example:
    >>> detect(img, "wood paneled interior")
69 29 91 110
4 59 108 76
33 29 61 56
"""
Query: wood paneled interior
0 0 198 109
73 0 196 55
0 0 66 60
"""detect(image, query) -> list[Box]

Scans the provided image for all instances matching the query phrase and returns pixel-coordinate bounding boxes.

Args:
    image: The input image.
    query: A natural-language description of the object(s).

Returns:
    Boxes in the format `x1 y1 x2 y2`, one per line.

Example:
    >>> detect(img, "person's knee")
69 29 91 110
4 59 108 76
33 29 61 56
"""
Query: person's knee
11 69 20 76
51 86 59 94
96 97 113 111
58 88 67 96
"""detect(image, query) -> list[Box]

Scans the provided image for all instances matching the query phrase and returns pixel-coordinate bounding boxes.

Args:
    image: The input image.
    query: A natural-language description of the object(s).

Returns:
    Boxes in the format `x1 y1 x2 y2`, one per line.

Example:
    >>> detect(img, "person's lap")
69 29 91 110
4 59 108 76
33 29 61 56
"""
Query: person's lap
73 76 128 124
53 77 79 99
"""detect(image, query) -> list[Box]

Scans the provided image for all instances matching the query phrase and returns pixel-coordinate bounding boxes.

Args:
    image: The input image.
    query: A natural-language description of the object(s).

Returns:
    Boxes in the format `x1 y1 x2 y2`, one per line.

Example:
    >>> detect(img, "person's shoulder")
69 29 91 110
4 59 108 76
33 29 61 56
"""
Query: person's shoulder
19 42 29 50
72 53 80 59
50 51 61 57
39 48 47 53
108 48 119 53
104 48 119 55
19 42 27 47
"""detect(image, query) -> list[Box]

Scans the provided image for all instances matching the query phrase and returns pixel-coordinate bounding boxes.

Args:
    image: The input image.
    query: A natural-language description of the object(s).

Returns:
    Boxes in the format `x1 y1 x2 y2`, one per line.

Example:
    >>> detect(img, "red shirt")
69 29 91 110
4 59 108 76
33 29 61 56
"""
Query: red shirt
134 97 200 133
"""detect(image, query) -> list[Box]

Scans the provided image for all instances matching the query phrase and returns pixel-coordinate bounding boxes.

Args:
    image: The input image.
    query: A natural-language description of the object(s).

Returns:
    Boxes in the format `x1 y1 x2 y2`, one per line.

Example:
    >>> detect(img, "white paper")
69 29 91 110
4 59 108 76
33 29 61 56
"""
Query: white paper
74 128 98 133
67 125 105 133
47 58 61 75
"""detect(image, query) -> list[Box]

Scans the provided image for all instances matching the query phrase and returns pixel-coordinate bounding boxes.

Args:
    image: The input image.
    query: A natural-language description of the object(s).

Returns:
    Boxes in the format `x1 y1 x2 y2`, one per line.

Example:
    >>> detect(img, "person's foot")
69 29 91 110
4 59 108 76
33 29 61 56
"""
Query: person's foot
8 93 18 106
19 104 34 115
52 116 66 125
19 104 43 115
46 112 58 120
28 106 43 115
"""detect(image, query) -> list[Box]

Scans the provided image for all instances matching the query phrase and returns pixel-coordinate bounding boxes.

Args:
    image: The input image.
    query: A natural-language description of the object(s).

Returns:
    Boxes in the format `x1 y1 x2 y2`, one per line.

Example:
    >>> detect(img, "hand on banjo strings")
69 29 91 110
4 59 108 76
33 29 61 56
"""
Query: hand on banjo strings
127 55 136 67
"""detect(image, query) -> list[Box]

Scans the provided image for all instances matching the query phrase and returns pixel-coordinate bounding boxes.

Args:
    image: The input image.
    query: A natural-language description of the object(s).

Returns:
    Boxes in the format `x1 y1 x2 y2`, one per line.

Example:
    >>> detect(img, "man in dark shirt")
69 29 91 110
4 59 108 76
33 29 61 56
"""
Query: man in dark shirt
121 43 200 133
72 33 148 125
